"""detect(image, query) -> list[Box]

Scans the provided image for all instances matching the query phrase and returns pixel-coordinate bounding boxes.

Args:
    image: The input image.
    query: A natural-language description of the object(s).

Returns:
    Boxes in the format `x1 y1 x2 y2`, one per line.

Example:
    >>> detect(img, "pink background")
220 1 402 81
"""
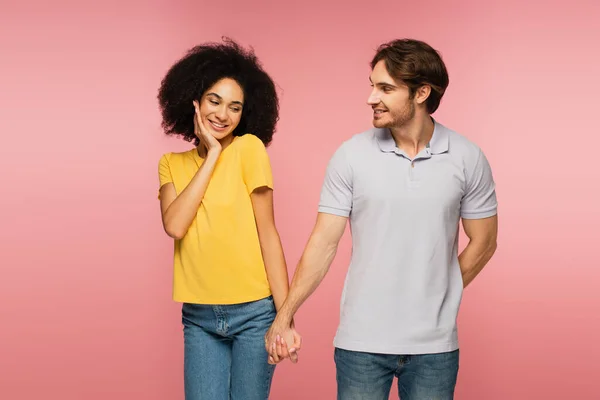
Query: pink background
1 0 599 399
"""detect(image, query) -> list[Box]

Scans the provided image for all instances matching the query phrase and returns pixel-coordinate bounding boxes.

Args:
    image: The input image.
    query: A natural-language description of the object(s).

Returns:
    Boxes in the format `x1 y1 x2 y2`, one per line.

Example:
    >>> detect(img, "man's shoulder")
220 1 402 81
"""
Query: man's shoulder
437 123 486 162
335 127 380 153
437 122 492 175
439 123 477 149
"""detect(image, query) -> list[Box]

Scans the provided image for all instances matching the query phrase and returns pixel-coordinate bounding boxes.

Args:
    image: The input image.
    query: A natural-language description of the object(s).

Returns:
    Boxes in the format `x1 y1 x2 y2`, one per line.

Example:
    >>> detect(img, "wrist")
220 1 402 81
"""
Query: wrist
206 148 221 159
275 307 294 326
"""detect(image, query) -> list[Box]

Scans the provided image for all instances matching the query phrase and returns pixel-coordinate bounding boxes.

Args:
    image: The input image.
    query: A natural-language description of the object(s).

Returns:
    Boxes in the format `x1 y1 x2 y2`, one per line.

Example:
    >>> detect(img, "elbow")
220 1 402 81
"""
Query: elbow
164 223 186 240
324 241 339 258
472 233 497 255
165 229 185 241
312 231 340 255
310 237 339 264
487 238 498 258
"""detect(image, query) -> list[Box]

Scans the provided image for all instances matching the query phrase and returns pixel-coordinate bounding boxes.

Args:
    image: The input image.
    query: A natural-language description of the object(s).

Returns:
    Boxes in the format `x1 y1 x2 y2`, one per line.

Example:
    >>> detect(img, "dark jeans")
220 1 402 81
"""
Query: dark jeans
335 347 459 400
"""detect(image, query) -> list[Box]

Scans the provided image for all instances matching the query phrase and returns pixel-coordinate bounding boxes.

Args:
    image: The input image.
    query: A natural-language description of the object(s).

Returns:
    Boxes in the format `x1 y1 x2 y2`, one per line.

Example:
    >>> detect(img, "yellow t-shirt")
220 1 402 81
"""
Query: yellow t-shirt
158 134 273 305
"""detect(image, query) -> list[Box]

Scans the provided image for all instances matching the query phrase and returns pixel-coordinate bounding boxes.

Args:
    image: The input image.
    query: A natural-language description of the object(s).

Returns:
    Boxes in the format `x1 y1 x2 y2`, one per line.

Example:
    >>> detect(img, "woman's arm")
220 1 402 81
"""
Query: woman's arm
250 186 289 311
159 101 222 240
159 150 219 239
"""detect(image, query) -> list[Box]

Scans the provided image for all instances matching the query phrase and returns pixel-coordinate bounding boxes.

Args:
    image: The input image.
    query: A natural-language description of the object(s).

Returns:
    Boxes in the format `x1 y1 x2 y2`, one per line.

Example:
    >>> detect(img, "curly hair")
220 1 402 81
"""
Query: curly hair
157 38 280 147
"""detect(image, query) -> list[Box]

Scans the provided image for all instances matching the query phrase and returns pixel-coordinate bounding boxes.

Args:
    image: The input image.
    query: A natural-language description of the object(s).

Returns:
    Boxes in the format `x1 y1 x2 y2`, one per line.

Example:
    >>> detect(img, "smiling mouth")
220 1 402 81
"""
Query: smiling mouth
373 109 387 115
208 120 228 129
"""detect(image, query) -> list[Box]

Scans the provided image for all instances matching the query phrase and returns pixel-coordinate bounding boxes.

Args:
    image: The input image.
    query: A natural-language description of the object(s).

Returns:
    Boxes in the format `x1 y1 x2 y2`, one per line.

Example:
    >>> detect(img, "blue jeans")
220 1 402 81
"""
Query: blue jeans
182 296 276 400
335 347 459 400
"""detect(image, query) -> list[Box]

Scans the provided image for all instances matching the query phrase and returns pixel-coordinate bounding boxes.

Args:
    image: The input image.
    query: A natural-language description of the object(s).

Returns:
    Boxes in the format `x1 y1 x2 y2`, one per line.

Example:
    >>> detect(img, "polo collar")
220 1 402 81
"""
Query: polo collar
375 128 396 153
428 119 449 154
375 119 449 155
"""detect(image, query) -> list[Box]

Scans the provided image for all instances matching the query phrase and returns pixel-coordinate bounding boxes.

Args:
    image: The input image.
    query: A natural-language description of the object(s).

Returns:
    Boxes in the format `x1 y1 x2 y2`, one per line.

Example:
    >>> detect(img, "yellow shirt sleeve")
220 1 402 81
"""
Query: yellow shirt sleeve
158 153 173 198
241 135 273 194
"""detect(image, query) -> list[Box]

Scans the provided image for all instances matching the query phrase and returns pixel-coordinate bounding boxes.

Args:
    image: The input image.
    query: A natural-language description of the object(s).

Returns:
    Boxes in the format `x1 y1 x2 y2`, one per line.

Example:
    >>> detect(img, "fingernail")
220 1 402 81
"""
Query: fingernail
289 348 296 353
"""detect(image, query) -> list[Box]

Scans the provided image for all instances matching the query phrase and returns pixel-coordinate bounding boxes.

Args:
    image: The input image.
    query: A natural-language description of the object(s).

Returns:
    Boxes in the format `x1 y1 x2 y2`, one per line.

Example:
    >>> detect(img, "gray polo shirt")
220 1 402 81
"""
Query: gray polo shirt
319 120 497 355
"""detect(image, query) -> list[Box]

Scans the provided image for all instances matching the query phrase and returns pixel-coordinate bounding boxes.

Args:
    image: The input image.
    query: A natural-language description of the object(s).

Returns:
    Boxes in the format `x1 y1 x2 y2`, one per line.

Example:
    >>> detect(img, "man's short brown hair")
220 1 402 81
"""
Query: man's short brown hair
371 39 449 114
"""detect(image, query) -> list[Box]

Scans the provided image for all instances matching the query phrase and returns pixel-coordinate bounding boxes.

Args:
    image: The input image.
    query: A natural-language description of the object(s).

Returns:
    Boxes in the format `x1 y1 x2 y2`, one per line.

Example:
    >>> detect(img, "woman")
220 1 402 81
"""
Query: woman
156 39 298 399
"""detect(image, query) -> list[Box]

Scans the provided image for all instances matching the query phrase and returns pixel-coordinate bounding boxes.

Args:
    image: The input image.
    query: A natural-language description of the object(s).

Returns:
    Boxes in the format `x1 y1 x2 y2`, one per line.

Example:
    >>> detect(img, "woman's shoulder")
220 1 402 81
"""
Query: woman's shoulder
233 133 267 152
158 148 197 166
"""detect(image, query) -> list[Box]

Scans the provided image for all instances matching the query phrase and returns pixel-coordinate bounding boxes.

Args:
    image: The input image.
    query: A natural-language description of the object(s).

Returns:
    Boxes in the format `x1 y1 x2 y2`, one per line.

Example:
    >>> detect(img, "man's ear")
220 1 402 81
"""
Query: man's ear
414 85 431 106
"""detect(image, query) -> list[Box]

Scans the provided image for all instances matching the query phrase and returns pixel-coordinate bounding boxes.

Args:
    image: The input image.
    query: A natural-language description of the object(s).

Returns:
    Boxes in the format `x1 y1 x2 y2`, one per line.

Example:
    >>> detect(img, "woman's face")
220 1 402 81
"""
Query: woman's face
198 78 244 141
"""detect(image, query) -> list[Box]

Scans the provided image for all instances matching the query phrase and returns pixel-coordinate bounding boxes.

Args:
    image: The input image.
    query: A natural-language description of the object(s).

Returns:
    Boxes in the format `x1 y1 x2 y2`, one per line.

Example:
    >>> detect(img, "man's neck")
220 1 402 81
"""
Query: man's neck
389 114 434 159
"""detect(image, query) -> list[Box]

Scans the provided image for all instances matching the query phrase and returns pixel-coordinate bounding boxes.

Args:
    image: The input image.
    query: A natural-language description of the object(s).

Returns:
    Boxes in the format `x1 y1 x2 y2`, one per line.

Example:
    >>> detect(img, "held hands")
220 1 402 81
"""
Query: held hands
193 100 221 155
265 319 302 365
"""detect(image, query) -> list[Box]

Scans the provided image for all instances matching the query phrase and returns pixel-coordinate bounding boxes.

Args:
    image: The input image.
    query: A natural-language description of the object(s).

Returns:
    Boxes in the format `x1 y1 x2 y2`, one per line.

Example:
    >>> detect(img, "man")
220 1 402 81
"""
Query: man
266 38 498 399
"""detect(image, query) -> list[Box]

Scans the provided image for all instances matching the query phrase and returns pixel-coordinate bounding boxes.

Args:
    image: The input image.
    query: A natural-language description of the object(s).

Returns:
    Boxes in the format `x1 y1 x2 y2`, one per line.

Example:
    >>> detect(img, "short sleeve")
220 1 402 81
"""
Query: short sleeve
158 153 173 198
318 144 353 217
241 135 273 194
461 148 498 219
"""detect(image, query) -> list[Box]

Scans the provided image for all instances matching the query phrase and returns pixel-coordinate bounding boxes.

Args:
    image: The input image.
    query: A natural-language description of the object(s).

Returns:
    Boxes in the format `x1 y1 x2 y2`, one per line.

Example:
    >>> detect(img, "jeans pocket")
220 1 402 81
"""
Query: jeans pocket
261 296 276 315
265 295 275 307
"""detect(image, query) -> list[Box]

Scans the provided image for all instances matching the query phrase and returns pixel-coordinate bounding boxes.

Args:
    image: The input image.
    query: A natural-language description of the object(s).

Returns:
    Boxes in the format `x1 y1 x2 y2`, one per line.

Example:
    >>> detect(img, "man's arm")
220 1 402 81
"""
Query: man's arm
276 212 347 322
264 212 347 361
459 215 498 288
